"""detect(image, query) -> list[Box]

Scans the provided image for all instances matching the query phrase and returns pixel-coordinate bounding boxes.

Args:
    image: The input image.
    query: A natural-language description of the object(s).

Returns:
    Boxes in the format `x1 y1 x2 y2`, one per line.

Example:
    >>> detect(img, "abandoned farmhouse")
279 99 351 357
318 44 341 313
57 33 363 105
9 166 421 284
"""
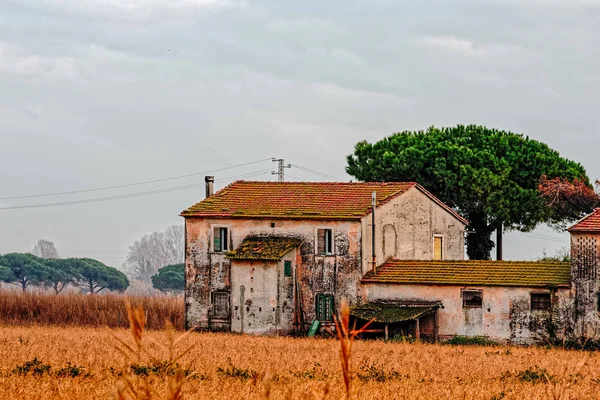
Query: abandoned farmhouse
181 178 600 344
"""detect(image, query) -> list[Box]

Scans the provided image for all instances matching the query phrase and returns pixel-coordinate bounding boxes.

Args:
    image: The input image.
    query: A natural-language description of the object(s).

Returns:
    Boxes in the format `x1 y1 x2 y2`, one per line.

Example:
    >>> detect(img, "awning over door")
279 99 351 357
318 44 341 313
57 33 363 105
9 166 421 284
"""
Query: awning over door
350 301 440 323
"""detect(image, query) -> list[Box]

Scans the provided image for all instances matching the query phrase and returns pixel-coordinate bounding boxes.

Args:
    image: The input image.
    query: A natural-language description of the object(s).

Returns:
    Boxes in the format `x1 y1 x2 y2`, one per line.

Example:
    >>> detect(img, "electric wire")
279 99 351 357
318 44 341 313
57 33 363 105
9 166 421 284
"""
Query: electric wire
0 158 272 200
291 164 345 181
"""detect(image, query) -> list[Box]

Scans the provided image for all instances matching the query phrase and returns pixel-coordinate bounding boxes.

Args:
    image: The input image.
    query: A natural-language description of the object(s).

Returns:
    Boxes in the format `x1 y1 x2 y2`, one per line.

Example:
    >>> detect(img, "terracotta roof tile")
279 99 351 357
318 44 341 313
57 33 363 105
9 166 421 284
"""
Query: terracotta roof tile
568 208 600 233
181 181 468 224
362 260 570 288
226 237 301 261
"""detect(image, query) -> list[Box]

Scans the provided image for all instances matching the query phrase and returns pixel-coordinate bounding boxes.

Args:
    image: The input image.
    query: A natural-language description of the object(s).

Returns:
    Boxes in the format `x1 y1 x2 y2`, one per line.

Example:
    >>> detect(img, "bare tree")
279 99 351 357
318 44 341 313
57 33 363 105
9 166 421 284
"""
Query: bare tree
125 225 184 284
32 239 60 259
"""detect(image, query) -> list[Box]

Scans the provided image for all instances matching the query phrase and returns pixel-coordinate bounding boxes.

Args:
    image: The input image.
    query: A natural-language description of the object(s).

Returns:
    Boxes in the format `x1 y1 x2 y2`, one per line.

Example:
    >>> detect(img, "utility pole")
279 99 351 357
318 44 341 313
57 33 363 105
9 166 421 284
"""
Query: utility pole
272 158 291 182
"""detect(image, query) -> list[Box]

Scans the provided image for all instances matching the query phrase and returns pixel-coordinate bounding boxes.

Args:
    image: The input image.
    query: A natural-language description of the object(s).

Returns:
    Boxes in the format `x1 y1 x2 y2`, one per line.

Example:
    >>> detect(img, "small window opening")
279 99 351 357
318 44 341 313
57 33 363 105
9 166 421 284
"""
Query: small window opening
433 236 443 260
315 294 334 321
270 222 276 228
462 290 483 308
212 292 229 318
317 229 333 255
597 292 600 312
213 227 229 252
531 293 552 311
284 260 292 277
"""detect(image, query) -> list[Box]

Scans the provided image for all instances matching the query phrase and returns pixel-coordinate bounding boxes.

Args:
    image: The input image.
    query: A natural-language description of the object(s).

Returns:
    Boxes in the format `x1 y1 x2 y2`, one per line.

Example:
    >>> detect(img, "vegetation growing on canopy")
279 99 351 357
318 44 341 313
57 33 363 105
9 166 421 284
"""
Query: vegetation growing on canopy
151 263 184 293
346 125 593 259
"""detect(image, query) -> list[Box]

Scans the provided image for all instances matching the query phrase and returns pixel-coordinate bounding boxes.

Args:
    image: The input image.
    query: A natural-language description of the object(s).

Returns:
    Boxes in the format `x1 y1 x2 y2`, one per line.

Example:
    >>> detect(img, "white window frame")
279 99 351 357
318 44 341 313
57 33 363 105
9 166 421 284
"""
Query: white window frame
211 224 231 253
433 234 444 260
315 227 335 256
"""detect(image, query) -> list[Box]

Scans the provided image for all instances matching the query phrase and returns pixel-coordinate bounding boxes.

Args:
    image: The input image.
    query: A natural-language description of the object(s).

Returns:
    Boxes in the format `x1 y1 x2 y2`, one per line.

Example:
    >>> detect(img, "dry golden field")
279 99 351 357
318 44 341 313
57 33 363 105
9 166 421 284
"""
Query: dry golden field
0 292 184 330
1 324 599 400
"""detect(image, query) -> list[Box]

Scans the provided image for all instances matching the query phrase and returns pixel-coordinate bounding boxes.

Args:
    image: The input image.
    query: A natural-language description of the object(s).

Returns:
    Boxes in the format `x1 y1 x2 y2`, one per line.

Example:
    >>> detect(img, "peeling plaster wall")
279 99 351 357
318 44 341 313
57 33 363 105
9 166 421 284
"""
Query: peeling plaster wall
571 232 600 337
184 217 363 331
361 187 466 275
230 250 296 335
362 283 571 343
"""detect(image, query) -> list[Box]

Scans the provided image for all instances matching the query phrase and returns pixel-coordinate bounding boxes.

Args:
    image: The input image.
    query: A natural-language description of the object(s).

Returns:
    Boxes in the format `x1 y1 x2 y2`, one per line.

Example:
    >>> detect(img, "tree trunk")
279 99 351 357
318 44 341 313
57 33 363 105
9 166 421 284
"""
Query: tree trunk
465 215 496 260
496 222 503 261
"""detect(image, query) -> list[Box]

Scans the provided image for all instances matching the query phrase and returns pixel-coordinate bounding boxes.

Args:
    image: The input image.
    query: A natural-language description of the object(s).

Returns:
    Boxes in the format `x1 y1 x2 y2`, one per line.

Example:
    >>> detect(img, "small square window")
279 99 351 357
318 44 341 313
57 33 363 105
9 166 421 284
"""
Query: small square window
212 292 229 318
462 290 483 308
315 294 334 321
433 236 443 260
213 227 229 252
284 260 292 277
317 229 333 255
531 293 551 310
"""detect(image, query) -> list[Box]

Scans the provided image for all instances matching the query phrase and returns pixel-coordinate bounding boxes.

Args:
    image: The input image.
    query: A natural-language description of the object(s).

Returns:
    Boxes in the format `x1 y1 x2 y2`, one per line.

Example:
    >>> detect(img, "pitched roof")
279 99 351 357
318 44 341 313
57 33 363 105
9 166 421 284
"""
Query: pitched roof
568 208 600 233
351 301 440 323
362 260 571 288
181 181 468 224
226 237 301 261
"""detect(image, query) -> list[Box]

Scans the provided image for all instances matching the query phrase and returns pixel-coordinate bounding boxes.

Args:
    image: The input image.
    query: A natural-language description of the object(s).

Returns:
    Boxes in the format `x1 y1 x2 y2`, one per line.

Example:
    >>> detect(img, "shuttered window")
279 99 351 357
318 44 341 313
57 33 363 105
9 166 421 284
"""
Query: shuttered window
213 227 229 252
316 229 333 255
284 260 292 277
315 294 334 321
433 236 443 260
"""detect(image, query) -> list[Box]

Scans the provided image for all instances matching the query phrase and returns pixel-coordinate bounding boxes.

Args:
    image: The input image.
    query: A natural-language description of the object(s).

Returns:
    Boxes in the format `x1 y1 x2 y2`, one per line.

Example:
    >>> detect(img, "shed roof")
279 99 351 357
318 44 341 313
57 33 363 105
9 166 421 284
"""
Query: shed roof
362 260 571 288
351 302 439 323
568 208 600 233
226 237 301 261
181 181 468 224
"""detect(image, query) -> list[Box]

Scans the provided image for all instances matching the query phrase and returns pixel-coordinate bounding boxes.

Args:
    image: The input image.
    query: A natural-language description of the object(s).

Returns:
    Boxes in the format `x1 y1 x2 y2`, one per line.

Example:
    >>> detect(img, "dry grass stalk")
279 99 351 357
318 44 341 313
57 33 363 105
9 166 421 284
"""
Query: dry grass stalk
333 299 374 400
114 301 195 400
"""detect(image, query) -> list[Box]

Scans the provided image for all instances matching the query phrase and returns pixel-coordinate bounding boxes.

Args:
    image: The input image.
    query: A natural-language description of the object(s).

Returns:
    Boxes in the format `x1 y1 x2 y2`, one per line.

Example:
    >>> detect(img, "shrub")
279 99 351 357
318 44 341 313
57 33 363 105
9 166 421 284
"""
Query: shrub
443 336 499 346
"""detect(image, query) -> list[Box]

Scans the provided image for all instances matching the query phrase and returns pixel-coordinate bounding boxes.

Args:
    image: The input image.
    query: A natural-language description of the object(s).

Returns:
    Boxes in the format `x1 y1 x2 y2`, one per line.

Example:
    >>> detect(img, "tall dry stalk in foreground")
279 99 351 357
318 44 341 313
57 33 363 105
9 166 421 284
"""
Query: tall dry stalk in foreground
333 299 374 400
114 301 194 400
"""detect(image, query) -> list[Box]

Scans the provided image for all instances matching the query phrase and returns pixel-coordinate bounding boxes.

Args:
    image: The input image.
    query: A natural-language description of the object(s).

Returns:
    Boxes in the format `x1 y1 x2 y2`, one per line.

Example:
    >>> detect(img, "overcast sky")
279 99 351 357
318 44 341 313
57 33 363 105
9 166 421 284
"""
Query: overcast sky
1 0 598 266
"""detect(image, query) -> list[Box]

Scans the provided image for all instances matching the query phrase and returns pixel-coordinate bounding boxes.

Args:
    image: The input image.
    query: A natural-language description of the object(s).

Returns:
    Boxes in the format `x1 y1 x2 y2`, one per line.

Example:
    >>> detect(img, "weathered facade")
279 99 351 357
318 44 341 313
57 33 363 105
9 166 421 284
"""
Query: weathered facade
568 208 600 338
360 260 571 343
182 179 597 344
182 180 467 334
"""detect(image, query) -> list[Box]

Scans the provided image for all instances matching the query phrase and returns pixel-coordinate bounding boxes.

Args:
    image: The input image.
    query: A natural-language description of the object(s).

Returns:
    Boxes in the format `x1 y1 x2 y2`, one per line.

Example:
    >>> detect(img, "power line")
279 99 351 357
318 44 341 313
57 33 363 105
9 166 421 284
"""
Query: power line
0 169 272 211
0 158 272 200
291 164 345 181
513 231 566 244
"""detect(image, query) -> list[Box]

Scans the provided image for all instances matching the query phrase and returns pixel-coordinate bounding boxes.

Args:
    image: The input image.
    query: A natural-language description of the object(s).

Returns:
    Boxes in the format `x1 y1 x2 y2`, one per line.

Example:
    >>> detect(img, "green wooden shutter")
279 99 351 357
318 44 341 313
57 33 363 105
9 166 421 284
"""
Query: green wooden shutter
326 295 334 321
284 260 292 277
213 227 221 252
316 294 322 320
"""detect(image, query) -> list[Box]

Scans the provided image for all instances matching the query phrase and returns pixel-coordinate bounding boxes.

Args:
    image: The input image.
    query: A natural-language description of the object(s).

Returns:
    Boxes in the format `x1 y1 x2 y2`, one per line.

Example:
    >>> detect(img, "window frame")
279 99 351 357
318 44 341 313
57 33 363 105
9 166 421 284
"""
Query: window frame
433 235 444 260
315 227 334 256
462 289 483 308
531 292 552 311
315 293 334 322
211 291 230 319
212 225 231 253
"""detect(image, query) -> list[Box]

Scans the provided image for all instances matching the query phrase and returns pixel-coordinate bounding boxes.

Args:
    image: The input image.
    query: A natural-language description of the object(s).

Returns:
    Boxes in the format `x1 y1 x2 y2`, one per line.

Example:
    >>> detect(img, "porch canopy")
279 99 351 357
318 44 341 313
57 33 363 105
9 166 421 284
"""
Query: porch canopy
350 301 441 340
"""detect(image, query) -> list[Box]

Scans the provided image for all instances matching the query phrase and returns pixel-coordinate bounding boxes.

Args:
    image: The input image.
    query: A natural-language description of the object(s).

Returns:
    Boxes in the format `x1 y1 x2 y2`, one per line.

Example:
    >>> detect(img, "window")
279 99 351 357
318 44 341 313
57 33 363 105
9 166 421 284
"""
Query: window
433 236 443 260
315 294 334 321
284 260 292 277
462 290 483 308
597 292 600 312
531 293 551 311
212 292 229 318
213 227 229 252
317 229 333 255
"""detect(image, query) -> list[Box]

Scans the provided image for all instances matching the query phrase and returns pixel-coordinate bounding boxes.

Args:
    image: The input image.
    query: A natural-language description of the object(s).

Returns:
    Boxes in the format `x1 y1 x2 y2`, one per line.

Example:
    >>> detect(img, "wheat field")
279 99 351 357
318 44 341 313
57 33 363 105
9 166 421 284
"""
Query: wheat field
1 323 599 400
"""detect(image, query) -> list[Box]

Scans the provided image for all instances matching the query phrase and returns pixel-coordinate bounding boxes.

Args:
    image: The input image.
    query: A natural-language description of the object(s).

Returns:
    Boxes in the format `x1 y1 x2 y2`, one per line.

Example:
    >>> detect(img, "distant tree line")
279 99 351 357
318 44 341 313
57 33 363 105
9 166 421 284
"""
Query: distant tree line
151 263 184 293
0 253 128 294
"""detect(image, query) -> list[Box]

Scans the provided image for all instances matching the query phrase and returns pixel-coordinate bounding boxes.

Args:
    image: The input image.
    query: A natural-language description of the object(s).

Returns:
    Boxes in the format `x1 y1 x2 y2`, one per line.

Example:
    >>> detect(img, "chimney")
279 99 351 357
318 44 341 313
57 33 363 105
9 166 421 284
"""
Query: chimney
205 176 214 198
